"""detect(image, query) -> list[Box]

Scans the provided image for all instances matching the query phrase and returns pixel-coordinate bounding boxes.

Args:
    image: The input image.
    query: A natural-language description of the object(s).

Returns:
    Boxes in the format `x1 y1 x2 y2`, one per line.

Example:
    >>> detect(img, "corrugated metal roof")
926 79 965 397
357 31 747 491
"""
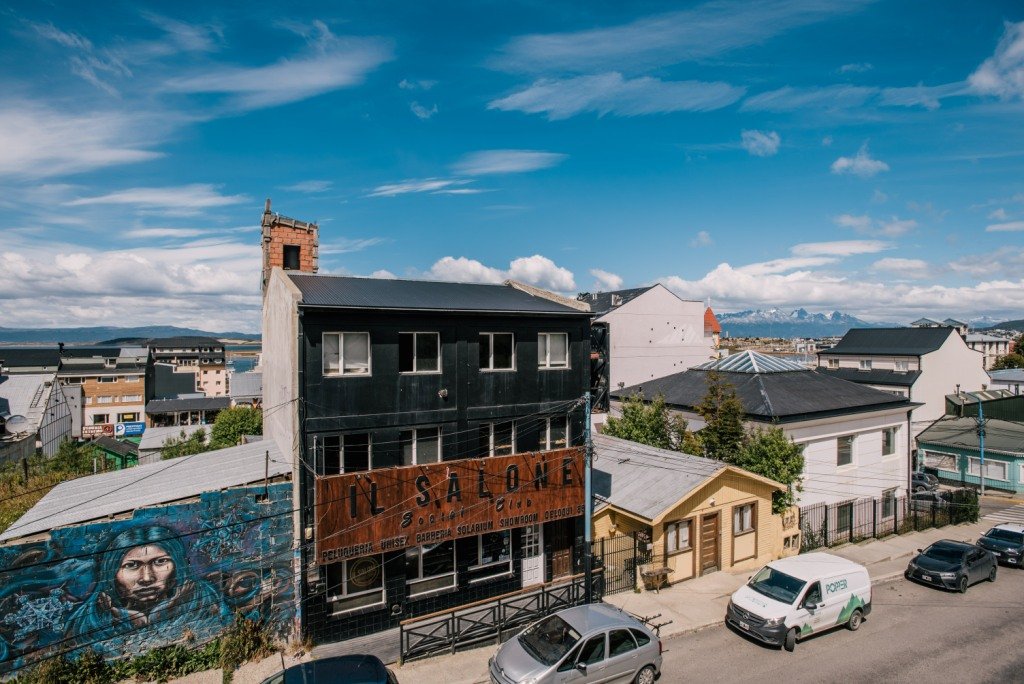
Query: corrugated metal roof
917 417 1024 457
288 273 590 315
966 333 1006 343
230 371 262 399
823 327 953 356
137 424 209 451
991 369 1024 383
0 373 55 433
145 397 231 413
695 350 807 374
147 336 223 347
817 367 922 387
0 439 288 541
593 434 723 521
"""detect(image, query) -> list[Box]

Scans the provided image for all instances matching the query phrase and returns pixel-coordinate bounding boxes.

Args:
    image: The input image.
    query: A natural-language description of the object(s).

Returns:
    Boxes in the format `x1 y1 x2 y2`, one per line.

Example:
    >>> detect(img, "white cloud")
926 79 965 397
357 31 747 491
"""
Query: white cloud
318 237 386 255
834 214 873 232
988 208 1009 221
948 247 1024 279
968 21 1024 99
871 257 931 279
410 102 438 119
822 135 833 147
452 150 567 176
282 180 332 193
740 130 780 157
987 220 1024 232
164 22 393 109
366 178 473 197
589 268 623 291
736 256 838 275
122 227 205 239
426 254 576 292
839 62 873 73
871 189 888 204
488 72 744 120
369 269 397 279
791 240 890 257
834 214 916 237
831 143 889 178
690 230 714 247
742 85 876 112
66 184 248 215
398 79 436 90
879 82 964 110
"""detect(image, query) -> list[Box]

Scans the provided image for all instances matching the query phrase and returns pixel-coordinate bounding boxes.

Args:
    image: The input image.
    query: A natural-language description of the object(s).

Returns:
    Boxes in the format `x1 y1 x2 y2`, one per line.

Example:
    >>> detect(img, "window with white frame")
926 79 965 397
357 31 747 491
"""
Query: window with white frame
117 412 139 422
733 503 755 535
882 488 896 518
323 332 371 376
480 421 515 456
97 396 113 404
98 376 116 383
837 435 855 466
968 457 1008 481
399 332 440 373
664 519 692 555
538 333 569 369
543 416 569 450
470 531 513 581
400 427 441 466
923 451 956 471
405 541 456 596
882 427 897 456
121 395 142 403
827 358 839 369
322 433 371 474
479 333 514 371
324 556 385 614
859 359 873 371
894 359 909 372
91 414 109 424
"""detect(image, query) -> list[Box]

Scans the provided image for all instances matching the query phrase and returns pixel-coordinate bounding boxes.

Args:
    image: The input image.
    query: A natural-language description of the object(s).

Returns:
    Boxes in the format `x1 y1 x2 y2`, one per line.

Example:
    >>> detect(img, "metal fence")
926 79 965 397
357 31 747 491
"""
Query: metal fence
591 531 651 595
398 571 602 664
800 488 979 552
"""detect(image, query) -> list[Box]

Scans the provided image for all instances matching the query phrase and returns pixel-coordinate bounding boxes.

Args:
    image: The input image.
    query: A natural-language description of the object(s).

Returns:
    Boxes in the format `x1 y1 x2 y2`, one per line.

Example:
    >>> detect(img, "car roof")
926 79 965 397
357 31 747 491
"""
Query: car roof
928 539 973 551
765 552 866 581
989 523 1024 534
281 655 387 683
554 604 645 633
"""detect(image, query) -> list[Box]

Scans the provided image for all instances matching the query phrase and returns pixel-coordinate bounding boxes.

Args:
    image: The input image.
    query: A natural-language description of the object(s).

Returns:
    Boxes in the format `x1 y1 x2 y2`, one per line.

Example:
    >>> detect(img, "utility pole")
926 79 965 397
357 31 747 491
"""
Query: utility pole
968 393 987 497
584 391 594 604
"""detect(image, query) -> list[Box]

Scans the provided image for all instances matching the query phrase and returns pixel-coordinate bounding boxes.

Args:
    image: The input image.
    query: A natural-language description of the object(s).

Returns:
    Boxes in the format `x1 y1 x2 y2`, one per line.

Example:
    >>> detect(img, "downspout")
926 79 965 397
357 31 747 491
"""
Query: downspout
295 307 309 641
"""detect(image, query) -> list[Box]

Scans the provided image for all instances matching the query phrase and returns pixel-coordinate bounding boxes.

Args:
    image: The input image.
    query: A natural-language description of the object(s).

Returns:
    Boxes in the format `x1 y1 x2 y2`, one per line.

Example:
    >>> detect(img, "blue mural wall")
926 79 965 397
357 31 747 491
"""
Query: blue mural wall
0 482 294 674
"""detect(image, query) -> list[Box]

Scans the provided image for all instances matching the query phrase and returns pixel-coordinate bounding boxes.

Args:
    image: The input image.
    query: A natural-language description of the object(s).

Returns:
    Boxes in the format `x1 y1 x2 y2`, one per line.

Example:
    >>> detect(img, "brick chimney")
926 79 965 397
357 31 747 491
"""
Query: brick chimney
261 198 319 293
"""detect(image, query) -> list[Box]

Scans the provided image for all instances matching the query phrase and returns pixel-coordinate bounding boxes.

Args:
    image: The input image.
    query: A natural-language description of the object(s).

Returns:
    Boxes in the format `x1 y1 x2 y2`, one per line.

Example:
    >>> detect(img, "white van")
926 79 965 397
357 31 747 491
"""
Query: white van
725 553 871 651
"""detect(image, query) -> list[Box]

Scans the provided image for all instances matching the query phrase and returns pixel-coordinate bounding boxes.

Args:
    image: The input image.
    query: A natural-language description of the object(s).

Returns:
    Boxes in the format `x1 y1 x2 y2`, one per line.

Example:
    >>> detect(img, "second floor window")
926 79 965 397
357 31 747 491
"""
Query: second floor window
400 427 441 465
480 333 514 371
894 359 909 372
543 416 569 450
324 332 371 376
538 333 569 369
399 332 440 373
859 359 872 371
323 433 371 474
827 358 839 369
480 421 515 456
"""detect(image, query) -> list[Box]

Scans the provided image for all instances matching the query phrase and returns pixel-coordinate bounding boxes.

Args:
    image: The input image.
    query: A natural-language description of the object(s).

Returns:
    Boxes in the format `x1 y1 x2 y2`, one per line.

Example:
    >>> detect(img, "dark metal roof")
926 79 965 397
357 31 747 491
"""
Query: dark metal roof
146 336 224 347
145 396 231 414
60 346 123 358
917 417 1024 456
287 274 591 315
822 327 953 356
584 286 656 316
612 367 914 422
92 435 139 458
817 367 922 387
0 347 61 369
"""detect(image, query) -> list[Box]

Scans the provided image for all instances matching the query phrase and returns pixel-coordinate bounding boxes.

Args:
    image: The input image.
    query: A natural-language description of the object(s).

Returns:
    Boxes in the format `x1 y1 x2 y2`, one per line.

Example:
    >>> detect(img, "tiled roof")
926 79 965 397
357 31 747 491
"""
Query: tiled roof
822 327 953 356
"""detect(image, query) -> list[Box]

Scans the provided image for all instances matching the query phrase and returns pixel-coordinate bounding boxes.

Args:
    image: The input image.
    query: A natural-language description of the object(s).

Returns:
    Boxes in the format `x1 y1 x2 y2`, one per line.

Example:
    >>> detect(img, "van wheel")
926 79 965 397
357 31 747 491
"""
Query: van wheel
847 609 863 631
635 665 656 684
783 628 797 652
958 575 969 593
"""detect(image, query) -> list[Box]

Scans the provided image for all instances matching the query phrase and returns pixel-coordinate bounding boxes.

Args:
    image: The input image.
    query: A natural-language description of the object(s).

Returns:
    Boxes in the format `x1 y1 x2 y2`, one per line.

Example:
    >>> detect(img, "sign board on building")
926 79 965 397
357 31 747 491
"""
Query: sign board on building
83 424 114 438
115 422 146 437
315 447 585 564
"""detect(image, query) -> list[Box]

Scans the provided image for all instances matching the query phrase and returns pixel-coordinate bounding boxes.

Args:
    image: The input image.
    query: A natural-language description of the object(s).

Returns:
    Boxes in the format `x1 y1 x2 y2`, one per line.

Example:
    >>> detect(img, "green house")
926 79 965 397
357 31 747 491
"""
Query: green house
917 417 1024 495
91 435 139 470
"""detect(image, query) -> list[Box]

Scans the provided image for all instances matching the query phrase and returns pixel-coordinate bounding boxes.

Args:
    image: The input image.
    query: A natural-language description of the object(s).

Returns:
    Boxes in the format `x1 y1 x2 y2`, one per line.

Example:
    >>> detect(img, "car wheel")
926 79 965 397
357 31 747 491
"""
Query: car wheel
847 609 864 631
988 565 997 582
914 485 925 493
958 575 969 593
784 628 797 652
635 664 656 684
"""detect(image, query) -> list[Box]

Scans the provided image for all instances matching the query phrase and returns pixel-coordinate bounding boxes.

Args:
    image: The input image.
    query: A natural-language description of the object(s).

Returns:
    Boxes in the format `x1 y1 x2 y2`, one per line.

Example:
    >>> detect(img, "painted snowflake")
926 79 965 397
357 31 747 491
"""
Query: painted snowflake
2 590 75 642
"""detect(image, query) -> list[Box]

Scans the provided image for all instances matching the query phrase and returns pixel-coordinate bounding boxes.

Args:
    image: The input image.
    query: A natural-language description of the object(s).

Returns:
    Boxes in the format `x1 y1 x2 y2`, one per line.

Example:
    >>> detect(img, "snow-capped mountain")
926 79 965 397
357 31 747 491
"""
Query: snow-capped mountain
718 308 882 338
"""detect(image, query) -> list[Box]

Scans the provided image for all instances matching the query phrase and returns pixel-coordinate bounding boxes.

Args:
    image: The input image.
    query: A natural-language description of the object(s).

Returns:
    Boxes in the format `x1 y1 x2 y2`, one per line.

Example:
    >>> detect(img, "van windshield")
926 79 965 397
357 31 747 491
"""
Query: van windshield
518 615 581 667
748 566 806 605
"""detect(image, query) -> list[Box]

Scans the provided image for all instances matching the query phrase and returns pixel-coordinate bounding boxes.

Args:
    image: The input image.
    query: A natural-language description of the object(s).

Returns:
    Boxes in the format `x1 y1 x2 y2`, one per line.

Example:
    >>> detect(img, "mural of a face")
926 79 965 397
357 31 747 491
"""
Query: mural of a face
114 544 176 612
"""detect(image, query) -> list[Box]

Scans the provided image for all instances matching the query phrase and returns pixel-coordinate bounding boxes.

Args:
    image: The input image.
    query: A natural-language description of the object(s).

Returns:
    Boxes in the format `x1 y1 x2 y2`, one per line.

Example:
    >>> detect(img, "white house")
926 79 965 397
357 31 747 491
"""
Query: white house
965 333 1010 370
585 284 717 391
989 369 1024 395
609 351 919 507
817 327 989 438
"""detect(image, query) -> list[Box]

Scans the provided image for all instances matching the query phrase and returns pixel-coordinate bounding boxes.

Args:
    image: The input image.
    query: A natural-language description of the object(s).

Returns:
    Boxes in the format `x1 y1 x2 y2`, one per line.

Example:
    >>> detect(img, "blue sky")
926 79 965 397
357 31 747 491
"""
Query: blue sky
1 1 1023 332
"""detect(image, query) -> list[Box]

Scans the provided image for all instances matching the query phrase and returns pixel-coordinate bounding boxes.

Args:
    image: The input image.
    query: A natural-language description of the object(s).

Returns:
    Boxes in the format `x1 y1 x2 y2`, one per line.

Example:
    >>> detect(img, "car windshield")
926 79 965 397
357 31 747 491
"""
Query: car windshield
748 566 806 605
986 528 1024 544
924 545 964 563
518 615 581 667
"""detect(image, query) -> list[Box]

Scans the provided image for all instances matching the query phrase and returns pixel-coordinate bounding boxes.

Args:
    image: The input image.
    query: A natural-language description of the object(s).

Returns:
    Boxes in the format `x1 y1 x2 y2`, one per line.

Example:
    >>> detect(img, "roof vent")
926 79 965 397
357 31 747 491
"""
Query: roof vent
611 294 622 306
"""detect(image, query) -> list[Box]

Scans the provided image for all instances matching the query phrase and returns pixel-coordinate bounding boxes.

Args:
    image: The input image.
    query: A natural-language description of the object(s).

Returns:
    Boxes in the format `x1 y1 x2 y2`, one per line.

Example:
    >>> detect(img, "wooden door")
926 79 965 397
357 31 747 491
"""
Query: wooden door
548 520 573 579
700 513 720 575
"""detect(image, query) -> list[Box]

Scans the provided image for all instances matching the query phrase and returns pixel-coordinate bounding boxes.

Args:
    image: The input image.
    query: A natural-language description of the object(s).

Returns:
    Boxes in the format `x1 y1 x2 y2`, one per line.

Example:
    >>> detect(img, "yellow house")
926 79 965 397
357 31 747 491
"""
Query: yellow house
592 434 800 590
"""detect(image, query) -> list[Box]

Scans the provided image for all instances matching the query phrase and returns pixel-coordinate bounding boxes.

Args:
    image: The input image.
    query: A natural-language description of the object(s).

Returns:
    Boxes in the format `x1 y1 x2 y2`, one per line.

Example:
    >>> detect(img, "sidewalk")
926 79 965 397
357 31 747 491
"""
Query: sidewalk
393 519 989 684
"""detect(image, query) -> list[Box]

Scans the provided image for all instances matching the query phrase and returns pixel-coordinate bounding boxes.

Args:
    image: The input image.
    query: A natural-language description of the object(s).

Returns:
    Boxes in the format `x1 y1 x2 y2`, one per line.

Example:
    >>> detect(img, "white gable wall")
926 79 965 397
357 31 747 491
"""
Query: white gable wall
912 334 990 437
598 285 714 390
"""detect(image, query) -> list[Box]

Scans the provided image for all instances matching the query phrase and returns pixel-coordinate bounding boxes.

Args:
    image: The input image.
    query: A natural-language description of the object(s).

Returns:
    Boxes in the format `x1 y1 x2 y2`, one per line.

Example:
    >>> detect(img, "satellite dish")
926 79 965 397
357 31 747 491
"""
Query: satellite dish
5 415 29 435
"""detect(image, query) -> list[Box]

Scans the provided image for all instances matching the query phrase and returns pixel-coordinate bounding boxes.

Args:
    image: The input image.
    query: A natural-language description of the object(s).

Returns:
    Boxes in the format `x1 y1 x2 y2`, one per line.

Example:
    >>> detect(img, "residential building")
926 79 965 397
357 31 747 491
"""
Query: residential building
989 369 1024 395
0 348 61 375
610 351 918 507
583 284 717 392
57 346 147 438
91 435 139 470
917 416 1024 495
0 372 72 463
145 396 230 427
262 205 591 645
591 434 798 589
965 333 1010 370
146 336 228 398
817 327 990 437
229 371 262 407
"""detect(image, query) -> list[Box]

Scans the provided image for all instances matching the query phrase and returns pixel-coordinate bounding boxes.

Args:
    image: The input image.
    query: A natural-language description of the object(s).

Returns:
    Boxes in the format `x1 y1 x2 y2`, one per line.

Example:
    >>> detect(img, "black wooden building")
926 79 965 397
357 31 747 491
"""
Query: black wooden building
264 270 591 644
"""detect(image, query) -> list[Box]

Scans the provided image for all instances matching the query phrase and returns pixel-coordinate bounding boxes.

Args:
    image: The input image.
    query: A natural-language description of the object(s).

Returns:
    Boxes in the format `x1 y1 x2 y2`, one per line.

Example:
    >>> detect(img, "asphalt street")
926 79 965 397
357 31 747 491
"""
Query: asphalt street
657 565 1024 683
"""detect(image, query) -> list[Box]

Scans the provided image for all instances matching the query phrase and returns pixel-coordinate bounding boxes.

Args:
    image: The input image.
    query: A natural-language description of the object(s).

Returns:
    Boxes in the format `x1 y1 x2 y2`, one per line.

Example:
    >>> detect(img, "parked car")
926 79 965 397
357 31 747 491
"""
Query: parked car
909 490 951 512
912 472 940 492
259 655 398 684
977 523 1024 567
905 540 997 592
726 553 871 653
488 604 662 684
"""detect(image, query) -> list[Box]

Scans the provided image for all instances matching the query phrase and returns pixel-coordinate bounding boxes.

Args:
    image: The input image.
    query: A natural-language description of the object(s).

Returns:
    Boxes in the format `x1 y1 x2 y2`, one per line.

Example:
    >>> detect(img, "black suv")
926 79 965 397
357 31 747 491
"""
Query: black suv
977 524 1024 567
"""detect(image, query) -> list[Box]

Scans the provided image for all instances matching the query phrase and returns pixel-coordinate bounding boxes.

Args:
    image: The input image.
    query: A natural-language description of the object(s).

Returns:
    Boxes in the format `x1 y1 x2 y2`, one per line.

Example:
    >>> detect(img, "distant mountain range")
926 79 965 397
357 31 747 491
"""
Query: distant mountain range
0 326 260 345
718 308 881 338
981 319 1024 333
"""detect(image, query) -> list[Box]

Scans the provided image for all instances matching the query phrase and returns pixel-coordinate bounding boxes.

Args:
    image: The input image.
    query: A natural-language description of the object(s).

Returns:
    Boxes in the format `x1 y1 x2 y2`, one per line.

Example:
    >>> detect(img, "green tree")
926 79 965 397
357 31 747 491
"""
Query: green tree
161 428 211 459
210 406 263 448
992 352 1024 370
695 371 746 461
732 427 805 513
603 393 698 452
